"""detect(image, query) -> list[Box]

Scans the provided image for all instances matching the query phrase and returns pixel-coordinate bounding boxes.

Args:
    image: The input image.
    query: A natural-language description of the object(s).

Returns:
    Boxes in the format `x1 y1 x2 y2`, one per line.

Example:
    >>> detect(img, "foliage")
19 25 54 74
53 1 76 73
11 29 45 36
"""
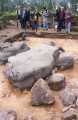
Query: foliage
0 0 78 17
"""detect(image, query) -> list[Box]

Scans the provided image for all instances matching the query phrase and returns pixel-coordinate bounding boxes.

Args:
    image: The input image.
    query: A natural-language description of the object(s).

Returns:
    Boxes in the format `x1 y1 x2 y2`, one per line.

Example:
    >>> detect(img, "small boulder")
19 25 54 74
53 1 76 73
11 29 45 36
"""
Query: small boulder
63 108 77 120
48 73 66 91
0 110 17 120
56 52 74 70
31 79 55 106
60 88 77 106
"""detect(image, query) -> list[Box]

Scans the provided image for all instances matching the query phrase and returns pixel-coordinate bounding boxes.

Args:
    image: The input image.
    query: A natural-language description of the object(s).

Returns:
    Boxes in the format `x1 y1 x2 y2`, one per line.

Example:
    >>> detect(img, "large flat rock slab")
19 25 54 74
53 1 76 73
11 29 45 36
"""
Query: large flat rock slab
4 44 59 89
0 41 30 64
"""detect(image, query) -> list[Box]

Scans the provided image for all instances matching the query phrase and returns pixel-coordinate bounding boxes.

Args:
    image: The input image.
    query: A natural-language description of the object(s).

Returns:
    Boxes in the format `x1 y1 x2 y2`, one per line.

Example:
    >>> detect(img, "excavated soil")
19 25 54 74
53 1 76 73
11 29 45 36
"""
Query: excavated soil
0 36 78 120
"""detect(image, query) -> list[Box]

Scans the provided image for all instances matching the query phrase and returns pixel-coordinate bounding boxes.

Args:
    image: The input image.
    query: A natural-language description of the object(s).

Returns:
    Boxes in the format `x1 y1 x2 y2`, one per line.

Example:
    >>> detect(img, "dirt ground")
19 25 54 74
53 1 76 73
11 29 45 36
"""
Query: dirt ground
0 32 78 119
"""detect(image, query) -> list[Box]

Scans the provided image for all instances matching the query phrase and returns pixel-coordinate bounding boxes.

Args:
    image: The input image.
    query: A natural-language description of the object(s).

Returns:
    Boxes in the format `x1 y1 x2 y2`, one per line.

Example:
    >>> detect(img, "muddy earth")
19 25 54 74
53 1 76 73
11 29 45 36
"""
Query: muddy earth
0 35 78 120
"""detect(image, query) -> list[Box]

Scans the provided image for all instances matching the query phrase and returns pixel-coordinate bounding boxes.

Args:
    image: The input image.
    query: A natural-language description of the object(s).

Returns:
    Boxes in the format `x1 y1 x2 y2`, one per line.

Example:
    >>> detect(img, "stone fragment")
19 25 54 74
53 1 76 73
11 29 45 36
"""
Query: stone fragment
48 73 66 91
31 79 55 106
63 108 77 120
60 88 77 106
56 52 74 70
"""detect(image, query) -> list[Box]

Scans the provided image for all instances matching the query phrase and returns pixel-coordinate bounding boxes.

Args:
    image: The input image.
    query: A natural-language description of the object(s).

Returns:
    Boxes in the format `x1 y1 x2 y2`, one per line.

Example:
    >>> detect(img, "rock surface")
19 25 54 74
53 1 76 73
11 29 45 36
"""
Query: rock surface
63 108 77 120
56 52 74 70
31 79 55 106
4 44 59 89
0 110 17 120
60 88 77 106
0 41 30 64
48 73 66 91
45 41 56 46
22 113 34 120
76 98 78 107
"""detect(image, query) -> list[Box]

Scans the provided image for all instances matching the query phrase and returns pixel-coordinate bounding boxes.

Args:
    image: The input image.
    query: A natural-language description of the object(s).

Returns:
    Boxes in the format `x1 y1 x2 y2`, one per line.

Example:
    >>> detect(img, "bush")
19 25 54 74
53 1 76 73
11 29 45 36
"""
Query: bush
72 15 78 26
0 11 16 29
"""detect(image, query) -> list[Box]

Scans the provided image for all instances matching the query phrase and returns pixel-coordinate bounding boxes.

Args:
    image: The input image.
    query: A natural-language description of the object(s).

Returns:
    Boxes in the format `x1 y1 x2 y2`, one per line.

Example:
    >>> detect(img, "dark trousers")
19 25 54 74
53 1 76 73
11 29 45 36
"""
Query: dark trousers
32 21 38 32
58 20 65 31
20 18 27 29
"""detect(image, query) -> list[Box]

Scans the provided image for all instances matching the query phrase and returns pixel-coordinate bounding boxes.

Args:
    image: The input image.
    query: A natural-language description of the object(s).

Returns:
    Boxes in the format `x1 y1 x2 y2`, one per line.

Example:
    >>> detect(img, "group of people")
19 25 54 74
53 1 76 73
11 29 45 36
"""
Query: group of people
17 6 72 33
55 7 72 33
31 7 49 31
17 6 49 32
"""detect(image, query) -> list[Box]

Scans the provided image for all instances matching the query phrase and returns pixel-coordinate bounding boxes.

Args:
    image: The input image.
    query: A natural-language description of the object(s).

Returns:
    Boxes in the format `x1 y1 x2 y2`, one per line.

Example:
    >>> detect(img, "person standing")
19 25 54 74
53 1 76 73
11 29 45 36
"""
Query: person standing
31 11 38 32
58 7 65 31
26 8 30 28
55 8 60 31
34 10 40 32
16 6 21 28
20 7 27 31
42 7 49 30
65 9 72 33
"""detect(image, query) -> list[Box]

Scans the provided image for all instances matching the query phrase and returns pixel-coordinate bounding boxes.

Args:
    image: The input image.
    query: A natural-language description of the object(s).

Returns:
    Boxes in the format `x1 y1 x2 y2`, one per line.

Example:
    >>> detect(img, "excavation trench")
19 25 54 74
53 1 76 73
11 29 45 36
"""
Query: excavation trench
0 32 78 120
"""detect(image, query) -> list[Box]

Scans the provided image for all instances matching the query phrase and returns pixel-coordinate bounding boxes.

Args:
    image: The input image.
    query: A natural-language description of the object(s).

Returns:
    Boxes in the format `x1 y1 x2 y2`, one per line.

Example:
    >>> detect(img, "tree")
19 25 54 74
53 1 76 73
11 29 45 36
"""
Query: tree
0 0 7 11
